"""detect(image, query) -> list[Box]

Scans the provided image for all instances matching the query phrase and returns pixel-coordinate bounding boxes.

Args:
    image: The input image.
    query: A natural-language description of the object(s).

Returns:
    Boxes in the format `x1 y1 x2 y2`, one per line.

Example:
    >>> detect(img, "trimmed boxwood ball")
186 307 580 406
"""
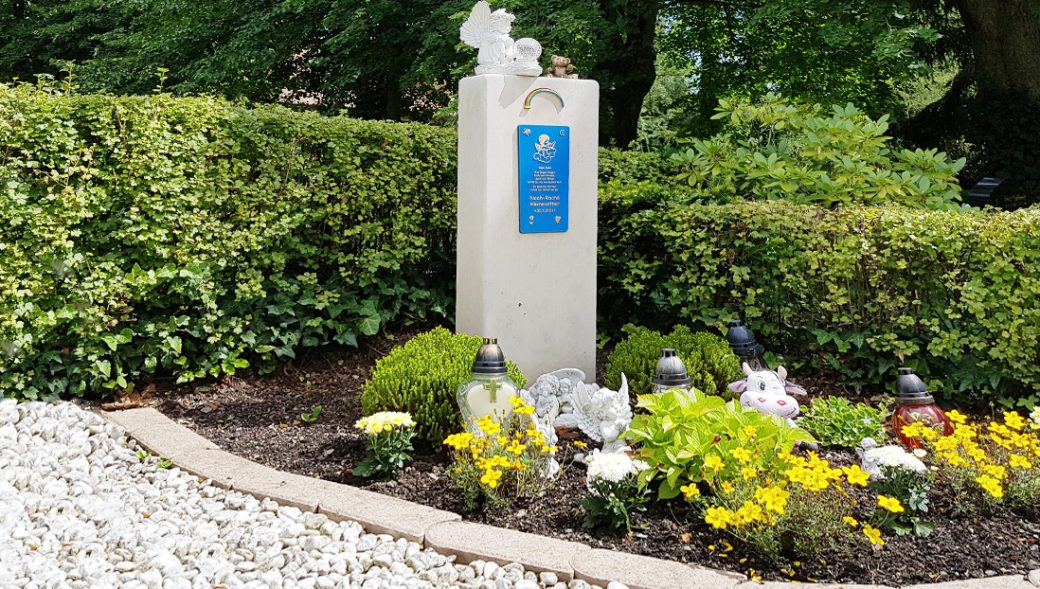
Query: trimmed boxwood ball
604 326 742 396
361 328 527 444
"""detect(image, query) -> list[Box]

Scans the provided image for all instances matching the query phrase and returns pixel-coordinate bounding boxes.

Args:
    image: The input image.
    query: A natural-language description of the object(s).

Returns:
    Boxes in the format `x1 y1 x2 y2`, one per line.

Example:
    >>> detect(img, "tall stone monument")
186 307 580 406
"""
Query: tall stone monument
456 1 599 379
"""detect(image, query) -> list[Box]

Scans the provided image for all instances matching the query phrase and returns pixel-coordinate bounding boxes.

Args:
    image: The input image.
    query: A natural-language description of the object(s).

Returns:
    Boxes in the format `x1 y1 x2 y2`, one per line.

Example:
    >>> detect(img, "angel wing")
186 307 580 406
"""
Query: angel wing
460 1 491 48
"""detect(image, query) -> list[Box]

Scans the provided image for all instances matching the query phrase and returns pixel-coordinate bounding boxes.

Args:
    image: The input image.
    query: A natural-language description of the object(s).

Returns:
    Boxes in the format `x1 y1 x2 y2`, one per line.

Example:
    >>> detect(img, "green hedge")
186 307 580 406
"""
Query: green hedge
4 87 1039 404
0 85 457 398
600 191 1040 402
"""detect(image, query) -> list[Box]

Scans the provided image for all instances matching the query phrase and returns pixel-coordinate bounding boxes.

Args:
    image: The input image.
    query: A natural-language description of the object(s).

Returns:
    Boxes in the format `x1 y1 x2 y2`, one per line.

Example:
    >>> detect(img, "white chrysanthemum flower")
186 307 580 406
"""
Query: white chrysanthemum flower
1030 407 1040 429
355 411 415 436
860 444 927 479
585 449 648 487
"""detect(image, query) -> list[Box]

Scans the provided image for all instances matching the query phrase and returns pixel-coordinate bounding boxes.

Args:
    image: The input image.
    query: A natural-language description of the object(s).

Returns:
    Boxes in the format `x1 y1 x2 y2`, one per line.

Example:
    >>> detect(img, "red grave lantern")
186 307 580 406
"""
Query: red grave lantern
892 367 953 448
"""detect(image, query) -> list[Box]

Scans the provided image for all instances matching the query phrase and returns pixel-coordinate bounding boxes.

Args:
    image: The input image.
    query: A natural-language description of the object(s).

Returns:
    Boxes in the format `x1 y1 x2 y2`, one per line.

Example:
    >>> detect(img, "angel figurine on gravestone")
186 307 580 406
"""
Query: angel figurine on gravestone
460 1 543 76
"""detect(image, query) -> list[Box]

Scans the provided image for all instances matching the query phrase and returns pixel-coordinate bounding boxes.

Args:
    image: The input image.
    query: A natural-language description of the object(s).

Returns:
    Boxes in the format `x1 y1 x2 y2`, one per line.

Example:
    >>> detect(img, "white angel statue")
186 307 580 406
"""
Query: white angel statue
460 1 543 76
556 374 634 453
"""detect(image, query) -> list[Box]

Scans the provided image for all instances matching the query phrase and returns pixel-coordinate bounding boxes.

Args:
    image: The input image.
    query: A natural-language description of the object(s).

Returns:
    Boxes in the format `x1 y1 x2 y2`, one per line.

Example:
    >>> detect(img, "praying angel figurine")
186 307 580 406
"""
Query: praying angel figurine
460 1 543 76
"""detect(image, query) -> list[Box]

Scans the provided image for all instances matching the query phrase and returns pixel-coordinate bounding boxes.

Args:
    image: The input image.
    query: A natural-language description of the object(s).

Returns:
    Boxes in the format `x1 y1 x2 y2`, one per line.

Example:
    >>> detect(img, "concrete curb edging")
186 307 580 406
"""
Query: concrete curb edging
100 407 1036 589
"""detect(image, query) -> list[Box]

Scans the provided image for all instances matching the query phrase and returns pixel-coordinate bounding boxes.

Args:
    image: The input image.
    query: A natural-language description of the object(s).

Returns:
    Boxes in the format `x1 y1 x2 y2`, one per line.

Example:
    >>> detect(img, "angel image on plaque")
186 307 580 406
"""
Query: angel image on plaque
460 1 543 76
532 134 557 163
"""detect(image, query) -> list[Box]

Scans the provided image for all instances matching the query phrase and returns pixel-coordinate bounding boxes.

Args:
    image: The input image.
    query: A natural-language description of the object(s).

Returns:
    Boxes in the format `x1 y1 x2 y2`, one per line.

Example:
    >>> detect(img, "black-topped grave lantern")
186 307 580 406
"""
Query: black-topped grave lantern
726 319 766 371
456 338 520 432
654 348 692 393
892 367 953 448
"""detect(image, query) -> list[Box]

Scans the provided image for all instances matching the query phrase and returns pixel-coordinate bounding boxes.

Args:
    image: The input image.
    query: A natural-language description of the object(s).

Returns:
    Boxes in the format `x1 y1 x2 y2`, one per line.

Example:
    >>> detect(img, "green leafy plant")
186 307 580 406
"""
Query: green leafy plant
797 397 890 448
156 458 174 469
300 405 323 424
669 93 965 210
870 465 934 536
623 389 869 559
604 326 742 396
624 388 814 499
581 449 651 535
352 411 417 480
362 328 526 444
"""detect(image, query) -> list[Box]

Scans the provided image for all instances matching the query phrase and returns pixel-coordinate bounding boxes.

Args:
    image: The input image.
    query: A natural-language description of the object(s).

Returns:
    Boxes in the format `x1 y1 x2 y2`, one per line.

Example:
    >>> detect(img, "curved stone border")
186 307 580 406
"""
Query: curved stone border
101 407 1036 589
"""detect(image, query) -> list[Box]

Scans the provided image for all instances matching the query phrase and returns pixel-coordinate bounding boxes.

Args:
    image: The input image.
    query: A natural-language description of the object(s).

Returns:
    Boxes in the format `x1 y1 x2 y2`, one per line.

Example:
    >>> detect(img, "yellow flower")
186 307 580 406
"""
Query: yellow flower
477 416 502 437
976 474 1004 499
730 448 753 464
509 396 536 415
443 432 474 451
877 495 905 514
1009 454 1033 470
842 516 859 528
842 465 870 487
703 455 725 472
863 524 885 546
740 466 758 480
983 463 1008 481
721 481 735 494
735 501 764 525
573 440 588 448
1004 411 1026 431
753 486 789 514
704 506 733 529
680 483 701 499
356 411 416 435
480 468 503 489
742 425 758 438
946 409 968 425
505 441 526 456
785 465 830 492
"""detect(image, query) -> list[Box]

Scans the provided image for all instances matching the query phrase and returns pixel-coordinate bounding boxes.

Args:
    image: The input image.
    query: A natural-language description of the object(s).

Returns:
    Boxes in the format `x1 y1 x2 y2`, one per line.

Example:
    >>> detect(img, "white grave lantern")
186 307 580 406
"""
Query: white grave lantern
456 338 520 430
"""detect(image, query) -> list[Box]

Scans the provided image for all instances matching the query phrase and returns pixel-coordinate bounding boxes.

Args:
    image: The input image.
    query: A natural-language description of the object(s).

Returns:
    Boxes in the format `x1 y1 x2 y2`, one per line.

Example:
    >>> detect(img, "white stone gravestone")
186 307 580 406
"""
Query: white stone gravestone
456 73 599 379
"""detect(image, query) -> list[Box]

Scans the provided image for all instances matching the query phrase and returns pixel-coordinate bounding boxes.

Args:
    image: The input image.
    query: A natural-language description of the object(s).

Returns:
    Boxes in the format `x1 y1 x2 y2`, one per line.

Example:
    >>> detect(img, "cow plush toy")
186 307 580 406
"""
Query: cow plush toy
729 362 802 426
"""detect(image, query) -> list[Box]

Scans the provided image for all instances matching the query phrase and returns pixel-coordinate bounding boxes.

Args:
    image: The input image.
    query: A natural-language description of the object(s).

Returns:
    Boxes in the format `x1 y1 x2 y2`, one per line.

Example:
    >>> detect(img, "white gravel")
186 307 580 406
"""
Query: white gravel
0 400 627 589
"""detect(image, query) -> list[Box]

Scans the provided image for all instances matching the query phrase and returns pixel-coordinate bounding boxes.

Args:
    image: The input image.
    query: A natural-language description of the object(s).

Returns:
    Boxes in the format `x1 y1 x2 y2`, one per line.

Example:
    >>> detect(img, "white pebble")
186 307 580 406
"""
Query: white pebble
0 402 640 589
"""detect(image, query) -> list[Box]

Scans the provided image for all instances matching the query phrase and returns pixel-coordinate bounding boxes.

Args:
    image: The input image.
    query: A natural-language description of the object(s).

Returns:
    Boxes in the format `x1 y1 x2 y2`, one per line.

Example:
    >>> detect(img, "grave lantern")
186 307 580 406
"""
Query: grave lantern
654 348 692 393
892 367 953 448
726 319 766 371
456 338 520 431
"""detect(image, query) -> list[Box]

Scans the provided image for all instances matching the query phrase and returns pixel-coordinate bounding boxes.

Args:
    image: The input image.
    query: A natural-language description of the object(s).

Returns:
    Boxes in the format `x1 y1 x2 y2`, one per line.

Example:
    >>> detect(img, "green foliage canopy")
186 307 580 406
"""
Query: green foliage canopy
669 94 965 209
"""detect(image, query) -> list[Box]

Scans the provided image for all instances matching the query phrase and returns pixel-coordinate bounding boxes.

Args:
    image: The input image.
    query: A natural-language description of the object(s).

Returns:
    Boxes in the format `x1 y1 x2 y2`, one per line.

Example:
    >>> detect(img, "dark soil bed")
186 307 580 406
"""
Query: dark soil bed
153 329 1040 586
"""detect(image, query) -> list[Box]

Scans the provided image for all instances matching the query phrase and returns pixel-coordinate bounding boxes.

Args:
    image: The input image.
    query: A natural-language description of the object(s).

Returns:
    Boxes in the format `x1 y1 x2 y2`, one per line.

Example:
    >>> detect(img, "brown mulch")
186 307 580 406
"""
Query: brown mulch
152 329 1040 586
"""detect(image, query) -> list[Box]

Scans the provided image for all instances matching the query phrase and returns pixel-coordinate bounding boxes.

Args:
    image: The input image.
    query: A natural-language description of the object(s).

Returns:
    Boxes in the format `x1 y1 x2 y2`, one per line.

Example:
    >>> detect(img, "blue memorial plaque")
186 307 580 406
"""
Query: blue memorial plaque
518 124 570 233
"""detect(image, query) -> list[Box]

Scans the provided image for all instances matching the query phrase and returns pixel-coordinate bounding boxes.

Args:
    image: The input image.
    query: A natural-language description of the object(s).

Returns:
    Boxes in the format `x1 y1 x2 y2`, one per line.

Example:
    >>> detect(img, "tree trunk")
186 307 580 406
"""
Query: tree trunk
598 0 659 147
954 0 1040 102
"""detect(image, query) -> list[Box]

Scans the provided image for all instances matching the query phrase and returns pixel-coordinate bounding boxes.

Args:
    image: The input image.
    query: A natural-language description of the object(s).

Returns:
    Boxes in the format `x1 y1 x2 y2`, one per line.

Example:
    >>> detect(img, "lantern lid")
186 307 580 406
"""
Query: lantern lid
471 338 509 376
654 348 692 388
726 319 765 358
896 367 934 404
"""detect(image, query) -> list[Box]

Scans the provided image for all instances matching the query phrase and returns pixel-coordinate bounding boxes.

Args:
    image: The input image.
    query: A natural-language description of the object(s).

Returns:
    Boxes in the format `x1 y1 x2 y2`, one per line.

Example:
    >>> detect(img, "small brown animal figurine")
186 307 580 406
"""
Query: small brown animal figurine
546 55 578 79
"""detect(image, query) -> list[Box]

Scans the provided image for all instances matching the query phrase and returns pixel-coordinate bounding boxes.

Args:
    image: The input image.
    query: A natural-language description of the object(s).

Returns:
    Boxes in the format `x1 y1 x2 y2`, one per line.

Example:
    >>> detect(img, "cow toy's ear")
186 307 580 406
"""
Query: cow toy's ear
777 365 787 380
742 362 753 376
729 380 747 393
